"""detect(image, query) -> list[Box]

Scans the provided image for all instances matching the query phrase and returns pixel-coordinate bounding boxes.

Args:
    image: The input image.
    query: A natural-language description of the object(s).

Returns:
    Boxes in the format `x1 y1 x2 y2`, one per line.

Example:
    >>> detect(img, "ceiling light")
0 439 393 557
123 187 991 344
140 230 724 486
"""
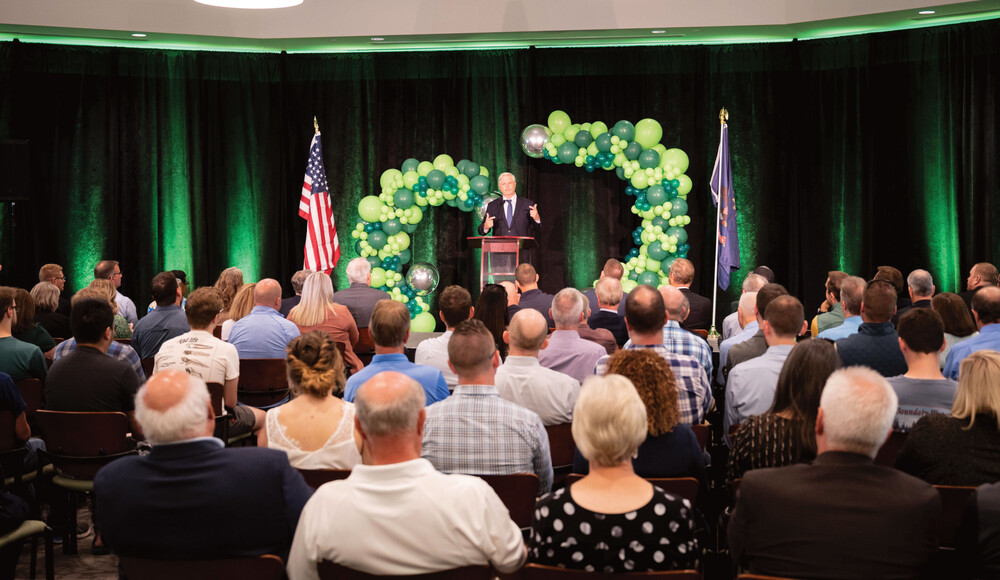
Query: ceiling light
194 0 303 8
371 37 385 41
918 10 935 14
131 33 147 38
651 30 667 34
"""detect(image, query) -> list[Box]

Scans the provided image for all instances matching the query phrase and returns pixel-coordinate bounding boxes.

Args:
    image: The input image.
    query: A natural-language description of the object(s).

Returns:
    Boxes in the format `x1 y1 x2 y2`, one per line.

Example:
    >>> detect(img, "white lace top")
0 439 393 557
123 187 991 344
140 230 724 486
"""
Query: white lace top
265 402 362 470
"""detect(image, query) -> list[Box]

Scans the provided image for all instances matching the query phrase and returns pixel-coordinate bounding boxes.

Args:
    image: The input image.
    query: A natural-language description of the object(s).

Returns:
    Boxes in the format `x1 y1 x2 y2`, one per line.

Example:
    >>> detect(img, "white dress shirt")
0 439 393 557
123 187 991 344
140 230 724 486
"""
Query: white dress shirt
414 330 457 388
494 355 580 426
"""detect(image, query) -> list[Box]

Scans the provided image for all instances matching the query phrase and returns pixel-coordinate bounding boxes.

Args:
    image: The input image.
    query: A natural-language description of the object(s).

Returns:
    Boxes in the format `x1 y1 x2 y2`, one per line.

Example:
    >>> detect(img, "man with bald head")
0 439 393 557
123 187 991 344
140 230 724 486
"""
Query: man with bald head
95 370 313 561
228 278 301 359
288 371 526 577
944 286 1000 380
652 285 713 382
495 309 581 425
514 263 554 327
132 271 190 359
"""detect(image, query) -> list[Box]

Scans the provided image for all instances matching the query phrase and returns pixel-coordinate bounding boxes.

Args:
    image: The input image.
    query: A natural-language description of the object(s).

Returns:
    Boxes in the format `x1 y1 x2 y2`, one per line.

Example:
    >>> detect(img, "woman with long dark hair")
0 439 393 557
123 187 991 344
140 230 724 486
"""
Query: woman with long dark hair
932 292 978 369
473 284 510 360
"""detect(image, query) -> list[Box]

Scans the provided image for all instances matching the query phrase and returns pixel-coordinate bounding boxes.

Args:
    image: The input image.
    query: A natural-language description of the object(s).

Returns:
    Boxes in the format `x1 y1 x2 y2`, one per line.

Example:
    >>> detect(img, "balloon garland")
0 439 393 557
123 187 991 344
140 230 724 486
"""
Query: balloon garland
521 111 692 293
349 154 497 331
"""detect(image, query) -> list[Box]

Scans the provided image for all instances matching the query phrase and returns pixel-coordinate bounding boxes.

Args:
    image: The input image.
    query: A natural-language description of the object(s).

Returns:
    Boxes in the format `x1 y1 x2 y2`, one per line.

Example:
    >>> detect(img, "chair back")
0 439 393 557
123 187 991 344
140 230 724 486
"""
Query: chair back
690 329 709 342
141 357 155 378
565 475 700 504
317 562 491 579
355 327 375 366
546 423 575 468
690 424 709 451
14 378 44 416
213 325 223 339
237 359 290 408
119 554 285 580
0 410 27 484
297 468 352 489
205 382 225 416
873 430 907 467
0 410 18 452
476 473 539 528
523 564 702 578
935 485 977 548
334 342 358 377
35 410 131 480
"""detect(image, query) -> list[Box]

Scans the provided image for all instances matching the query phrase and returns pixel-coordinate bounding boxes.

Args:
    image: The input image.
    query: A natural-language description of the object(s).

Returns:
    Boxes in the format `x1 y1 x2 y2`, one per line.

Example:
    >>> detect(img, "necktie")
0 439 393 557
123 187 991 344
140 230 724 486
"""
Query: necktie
505 199 513 229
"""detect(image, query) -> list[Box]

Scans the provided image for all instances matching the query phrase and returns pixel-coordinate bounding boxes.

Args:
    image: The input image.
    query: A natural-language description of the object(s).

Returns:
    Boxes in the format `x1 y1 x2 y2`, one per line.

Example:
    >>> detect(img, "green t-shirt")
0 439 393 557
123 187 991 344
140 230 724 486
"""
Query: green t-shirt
0 336 47 381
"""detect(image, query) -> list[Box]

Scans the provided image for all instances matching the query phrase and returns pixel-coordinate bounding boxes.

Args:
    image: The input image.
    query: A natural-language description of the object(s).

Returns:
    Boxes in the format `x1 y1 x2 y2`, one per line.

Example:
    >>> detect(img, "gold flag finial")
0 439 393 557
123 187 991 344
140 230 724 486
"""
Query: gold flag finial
313 116 320 133
719 108 729 124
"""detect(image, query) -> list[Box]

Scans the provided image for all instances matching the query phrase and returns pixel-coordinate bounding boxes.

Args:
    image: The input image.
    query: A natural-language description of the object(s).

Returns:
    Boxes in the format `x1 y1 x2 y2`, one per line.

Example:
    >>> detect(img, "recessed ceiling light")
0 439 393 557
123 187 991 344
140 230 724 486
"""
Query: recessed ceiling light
194 0 303 8
651 30 667 34
371 37 385 41
131 33 147 38
918 10 935 14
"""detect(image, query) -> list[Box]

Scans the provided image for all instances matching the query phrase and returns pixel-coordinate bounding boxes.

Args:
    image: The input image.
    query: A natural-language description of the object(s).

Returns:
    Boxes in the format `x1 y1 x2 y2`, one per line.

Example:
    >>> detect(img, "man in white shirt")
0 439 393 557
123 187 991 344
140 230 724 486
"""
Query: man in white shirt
154 287 264 437
495 308 580 425
287 371 526 578
414 285 473 389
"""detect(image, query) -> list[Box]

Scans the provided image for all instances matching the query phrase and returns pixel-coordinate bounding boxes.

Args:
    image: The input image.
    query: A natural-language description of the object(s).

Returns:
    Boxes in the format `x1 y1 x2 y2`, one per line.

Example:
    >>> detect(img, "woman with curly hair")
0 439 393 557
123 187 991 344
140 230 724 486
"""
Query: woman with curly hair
573 348 706 488
221 282 255 341
214 267 244 323
258 331 362 469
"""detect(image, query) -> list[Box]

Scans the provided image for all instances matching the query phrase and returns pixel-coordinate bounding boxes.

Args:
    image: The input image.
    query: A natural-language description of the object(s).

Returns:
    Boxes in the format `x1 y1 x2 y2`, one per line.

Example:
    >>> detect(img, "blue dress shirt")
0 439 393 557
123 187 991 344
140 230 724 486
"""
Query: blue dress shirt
343 353 449 405
718 321 759 384
132 304 190 360
725 344 793 445
943 324 1000 380
817 315 862 341
228 306 301 359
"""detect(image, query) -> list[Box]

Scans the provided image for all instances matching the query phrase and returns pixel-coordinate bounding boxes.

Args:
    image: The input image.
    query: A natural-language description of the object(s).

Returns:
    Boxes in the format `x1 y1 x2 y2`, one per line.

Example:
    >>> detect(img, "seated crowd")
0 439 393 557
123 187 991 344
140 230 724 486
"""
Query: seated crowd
0 256 998 578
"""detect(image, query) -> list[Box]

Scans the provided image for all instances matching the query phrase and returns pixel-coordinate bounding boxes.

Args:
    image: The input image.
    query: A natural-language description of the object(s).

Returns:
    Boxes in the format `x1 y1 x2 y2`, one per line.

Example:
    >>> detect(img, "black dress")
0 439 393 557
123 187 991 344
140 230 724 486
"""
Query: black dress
895 412 1000 486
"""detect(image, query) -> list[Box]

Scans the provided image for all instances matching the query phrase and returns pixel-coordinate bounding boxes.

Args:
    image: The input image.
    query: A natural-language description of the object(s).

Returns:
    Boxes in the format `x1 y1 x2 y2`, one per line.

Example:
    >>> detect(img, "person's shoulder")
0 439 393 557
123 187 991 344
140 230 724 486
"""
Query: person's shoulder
94 453 143 486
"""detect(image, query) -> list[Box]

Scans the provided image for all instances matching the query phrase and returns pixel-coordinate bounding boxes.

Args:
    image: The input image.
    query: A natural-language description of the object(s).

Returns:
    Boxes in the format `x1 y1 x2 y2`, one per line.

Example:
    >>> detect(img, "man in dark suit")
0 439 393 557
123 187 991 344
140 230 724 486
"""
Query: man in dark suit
583 259 627 322
894 268 934 324
95 370 313 560
668 258 712 332
477 172 541 238
588 277 628 347
514 264 554 327
333 258 391 328
279 269 311 317
729 366 941 579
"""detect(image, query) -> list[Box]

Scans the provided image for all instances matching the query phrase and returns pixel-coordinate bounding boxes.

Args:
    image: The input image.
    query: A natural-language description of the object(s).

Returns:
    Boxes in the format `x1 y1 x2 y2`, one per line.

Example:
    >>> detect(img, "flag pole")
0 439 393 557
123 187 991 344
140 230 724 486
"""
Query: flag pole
313 116 320 133
709 108 728 339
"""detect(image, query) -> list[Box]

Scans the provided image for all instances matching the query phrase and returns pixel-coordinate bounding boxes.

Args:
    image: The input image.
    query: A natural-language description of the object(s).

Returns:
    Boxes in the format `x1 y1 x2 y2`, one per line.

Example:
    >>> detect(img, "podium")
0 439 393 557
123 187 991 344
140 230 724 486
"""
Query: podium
467 236 537 290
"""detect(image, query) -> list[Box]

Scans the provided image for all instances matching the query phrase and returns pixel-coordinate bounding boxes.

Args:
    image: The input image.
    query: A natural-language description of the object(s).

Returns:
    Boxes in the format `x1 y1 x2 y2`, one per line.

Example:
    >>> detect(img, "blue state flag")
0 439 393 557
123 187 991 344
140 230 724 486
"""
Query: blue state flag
710 121 740 291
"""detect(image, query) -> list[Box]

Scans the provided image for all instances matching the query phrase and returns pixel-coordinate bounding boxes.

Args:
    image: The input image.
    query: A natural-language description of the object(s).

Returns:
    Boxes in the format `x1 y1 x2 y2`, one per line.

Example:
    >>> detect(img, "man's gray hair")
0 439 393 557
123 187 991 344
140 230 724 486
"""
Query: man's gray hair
738 291 757 318
551 288 585 328
907 269 934 298
498 172 516 184
135 375 210 445
291 270 313 294
355 374 426 437
346 258 372 285
595 278 623 307
820 367 898 458
742 273 768 293
839 276 866 315
660 285 689 321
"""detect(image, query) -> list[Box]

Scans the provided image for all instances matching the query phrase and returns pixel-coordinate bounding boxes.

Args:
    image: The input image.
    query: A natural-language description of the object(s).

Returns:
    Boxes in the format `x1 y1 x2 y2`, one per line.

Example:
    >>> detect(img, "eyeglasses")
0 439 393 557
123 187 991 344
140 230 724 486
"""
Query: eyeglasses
55 276 66 281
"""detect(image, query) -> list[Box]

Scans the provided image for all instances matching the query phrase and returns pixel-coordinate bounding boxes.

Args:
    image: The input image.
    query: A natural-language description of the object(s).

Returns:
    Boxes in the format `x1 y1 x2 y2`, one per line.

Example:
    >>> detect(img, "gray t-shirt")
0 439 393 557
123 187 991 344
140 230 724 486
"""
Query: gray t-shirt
887 375 958 432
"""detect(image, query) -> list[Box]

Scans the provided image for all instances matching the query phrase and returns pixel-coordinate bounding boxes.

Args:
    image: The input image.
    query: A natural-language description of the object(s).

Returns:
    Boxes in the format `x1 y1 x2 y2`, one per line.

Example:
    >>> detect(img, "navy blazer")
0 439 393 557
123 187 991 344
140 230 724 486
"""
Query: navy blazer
680 287 712 332
589 309 629 347
95 439 314 561
478 196 541 238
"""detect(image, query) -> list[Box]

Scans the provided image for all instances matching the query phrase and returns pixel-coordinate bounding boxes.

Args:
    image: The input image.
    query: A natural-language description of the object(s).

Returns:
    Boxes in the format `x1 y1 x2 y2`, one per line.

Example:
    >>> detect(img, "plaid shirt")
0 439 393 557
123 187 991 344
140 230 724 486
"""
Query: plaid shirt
595 343 711 424
422 384 553 494
625 321 713 383
53 338 147 383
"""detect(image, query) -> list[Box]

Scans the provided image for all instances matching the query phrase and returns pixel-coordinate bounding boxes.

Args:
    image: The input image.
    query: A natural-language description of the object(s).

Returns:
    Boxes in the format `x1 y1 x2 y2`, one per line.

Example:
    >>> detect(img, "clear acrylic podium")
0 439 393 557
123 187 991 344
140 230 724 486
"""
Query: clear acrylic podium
466 236 537 290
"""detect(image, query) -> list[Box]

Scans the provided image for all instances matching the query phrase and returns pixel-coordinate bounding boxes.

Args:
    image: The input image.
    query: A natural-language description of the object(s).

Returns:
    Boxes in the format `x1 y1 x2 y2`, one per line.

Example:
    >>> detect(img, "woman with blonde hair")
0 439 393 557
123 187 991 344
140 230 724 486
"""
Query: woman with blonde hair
287 272 363 373
30 282 72 339
896 350 1000 485
88 279 132 338
258 331 362 469
214 267 244 323
221 282 255 341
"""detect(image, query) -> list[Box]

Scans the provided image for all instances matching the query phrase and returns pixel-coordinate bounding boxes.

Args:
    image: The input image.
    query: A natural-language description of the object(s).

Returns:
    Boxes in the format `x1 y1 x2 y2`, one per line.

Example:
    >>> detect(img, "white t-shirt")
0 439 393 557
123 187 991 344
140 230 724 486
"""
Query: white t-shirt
154 330 239 386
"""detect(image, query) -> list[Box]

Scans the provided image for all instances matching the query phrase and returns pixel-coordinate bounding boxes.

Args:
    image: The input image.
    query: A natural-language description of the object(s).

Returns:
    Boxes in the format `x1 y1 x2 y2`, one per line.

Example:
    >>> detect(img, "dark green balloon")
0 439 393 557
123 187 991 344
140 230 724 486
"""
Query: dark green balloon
595 132 613 153
393 188 415 209
647 241 668 261
637 271 660 287
403 222 419 234
470 175 490 195
624 142 643 161
401 158 419 173
426 169 446 189
382 219 402 235
462 162 481 179
638 149 660 169
612 120 636 142
574 129 594 148
615 167 626 180
669 197 688 217
557 142 578 164
666 226 688 245
366 256 382 270
456 159 471 174
651 216 669 230
368 230 388 250
398 249 412 264
646 185 668 206
354 241 364 254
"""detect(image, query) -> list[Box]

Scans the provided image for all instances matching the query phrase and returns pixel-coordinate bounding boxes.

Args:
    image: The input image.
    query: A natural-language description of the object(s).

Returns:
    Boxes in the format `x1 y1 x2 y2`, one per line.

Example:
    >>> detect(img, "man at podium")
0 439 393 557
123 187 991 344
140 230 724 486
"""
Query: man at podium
477 172 541 237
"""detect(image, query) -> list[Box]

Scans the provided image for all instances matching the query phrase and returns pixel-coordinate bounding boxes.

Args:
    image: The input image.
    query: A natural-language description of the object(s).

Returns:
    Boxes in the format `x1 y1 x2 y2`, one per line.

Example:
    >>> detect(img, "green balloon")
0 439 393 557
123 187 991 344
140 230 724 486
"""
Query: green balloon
401 158 419 173
426 169 446 189
646 185 668 206
667 226 688 245
647 241 669 261
622 279 638 294
638 149 660 169
637 271 660 287
402 170 419 189
612 120 636 142
574 129 594 148
470 175 490 195
557 142 578 164
410 311 437 332
354 240 363 254
634 118 663 149
547 110 571 134
589 121 609 138
368 230 388 250
366 256 382 270
433 154 454 170
398 249 412 264
394 232 410 251
562 124 580 142
380 169 402 190
676 174 693 196
595 133 613 153
669 197 688 217
645 258 662 273
382 219 402 235
630 172 648 189
370 267 388 288
408 206 423 224
403 222 419 234
393 188 415 209
623 142 643 161
357 196 384 223
462 162 480 179
651 216 669 230
662 148 690 173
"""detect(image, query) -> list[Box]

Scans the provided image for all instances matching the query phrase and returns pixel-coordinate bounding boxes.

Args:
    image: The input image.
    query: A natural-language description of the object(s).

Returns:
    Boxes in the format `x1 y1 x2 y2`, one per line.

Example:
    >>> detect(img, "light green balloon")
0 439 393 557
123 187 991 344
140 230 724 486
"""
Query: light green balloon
562 124 580 142
645 258 661 273
433 154 454 170
589 121 609 138
402 171 419 189
622 279 638 294
550 133 566 147
633 118 663 149
408 206 423 224
662 149 689 174
370 267 387 288
417 161 434 176
548 110 571 134
631 173 649 189
410 311 437 332
357 196 384 223
676 174 693 196
394 232 411 251
380 169 402 190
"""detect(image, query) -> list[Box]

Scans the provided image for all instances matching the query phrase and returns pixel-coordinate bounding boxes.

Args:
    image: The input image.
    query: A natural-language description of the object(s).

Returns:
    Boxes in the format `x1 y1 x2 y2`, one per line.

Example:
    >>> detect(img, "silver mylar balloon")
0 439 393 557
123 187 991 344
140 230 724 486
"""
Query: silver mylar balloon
476 192 501 221
406 263 440 296
520 124 551 159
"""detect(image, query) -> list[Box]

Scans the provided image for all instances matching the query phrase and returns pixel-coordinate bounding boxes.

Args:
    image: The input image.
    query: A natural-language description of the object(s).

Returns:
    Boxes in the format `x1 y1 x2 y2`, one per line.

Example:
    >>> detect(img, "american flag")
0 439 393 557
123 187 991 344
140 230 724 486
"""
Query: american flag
299 129 339 273
710 119 740 291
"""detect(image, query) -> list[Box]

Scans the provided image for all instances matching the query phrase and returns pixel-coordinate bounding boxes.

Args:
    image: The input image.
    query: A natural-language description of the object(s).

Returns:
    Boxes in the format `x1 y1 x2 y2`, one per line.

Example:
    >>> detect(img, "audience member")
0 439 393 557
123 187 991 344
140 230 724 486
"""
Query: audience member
220 282 255 341
228 278 300 359
722 273 767 340
897 351 1000 486
875 265 911 310
52 291 146 383
596 285 711 425
753 265 775 283
89 279 132 339
10 288 55 355
45 298 141 433
95 370 313 561
944 286 1000 380
280 269 312 317
718 292 757 385
531 374 700 573
896 268 935 321
965 481 1000 578
287 272 363 373
723 283 790 380
260 331 361 469
576 349 706 487
38 263 70 315
415 285 473 389
932 291 979 369
0 287 46 381
287 371 525 577
344 300 448 404
574 299 616 355
816 276 865 341
587 277 627 346
514 263 555 327
423 319 552 494
668 258 711 331
132 272 190 359
724 296 805 444
146 270 189 313
835 279 906 376
213 266 244 324
537 289 608 384
961 262 999 312
94 260 137 327
583 259 627 321
495 309 580 425
727 339 837 483
154 288 264 437
654 286 713 382
729 367 940 578
499 280 520 319
810 271 848 336
31 282 72 339
474 283 511 359
888 308 957 432
334 257 391 328
0 372 44 470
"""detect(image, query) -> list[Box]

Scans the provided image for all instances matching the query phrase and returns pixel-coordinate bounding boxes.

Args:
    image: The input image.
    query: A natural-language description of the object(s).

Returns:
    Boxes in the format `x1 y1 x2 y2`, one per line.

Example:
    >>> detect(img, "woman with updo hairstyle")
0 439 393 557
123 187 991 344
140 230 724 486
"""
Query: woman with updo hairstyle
932 292 979 368
473 284 510 360
258 331 362 469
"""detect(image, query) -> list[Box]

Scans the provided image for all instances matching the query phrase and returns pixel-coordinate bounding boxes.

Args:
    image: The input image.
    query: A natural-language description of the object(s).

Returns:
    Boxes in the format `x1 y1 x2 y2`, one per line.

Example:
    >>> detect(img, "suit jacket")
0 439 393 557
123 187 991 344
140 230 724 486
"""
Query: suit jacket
679 287 712 332
589 309 628 347
518 289 555 327
582 287 626 322
477 196 541 238
729 451 941 579
334 283 391 328
95 439 314 561
894 298 931 325
279 295 301 317
576 323 616 355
